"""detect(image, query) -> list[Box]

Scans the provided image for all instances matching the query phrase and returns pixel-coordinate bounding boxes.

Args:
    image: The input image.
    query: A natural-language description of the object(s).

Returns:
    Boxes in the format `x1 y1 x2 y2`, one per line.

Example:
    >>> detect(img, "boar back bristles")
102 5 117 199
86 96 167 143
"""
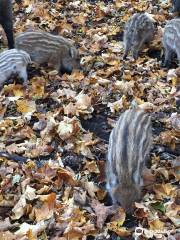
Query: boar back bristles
15 31 80 74
106 109 152 213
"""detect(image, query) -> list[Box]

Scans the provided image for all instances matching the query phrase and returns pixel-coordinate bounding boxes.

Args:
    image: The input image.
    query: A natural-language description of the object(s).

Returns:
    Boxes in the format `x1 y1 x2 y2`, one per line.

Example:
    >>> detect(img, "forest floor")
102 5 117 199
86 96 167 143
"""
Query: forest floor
0 0 179 239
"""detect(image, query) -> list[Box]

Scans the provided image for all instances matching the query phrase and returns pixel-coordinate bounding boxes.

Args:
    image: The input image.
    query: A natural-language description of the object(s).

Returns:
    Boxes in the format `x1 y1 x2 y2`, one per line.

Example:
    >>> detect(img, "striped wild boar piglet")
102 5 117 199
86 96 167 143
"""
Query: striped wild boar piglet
123 13 155 59
0 49 31 88
15 31 81 74
162 18 180 67
106 109 152 213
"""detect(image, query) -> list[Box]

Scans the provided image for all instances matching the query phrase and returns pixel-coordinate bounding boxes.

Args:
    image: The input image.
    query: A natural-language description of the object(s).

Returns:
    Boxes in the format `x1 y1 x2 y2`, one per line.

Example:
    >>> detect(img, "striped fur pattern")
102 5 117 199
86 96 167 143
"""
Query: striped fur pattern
172 0 180 14
15 31 80 74
123 13 155 59
106 109 152 213
162 18 180 67
0 49 31 87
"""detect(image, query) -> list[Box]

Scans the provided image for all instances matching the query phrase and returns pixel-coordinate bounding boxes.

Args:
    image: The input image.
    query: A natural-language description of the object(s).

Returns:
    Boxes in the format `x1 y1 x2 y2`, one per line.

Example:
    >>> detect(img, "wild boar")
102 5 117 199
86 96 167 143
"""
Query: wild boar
162 18 180 67
0 48 31 87
123 13 155 59
172 0 180 14
0 0 14 48
106 109 152 213
15 30 81 74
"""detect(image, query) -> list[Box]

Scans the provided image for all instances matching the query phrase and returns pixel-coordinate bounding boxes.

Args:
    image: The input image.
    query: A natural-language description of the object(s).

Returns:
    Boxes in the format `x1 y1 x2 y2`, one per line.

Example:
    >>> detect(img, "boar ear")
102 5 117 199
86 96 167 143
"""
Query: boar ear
69 47 77 58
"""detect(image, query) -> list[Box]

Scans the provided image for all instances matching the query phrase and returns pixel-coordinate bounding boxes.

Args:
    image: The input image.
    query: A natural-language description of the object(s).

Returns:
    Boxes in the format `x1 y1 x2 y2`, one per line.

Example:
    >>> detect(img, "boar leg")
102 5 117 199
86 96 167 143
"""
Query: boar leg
177 51 180 65
163 48 174 67
123 37 131 59
1 20 14 49
132 40 145 60
123 42 131 59
18 67 28 86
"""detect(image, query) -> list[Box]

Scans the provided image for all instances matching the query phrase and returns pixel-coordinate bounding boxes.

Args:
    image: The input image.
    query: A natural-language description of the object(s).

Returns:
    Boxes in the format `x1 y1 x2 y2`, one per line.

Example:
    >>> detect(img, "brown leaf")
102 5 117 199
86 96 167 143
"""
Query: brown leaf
91 199 116 229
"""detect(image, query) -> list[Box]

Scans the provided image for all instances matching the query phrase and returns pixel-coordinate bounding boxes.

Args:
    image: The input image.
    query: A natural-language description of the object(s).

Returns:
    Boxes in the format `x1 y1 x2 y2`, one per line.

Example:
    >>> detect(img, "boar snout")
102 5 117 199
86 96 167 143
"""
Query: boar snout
60 64 73 75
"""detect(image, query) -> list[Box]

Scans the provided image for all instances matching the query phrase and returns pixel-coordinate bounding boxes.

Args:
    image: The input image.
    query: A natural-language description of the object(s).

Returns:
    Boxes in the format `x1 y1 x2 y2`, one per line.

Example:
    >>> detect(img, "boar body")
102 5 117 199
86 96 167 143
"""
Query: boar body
106 109 152 213
123 13 155 59
162 18 180 67
0 49 31 87
172 0 180 14
15 31 80 74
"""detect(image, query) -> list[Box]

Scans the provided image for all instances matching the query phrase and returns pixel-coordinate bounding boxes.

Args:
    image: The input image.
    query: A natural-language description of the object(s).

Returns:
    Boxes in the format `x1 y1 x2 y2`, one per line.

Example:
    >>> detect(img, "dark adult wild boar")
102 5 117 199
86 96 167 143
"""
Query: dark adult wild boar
15 30 81 74
0 0 13 48
106 109 152 213
172 0 180 14
0 0 21 48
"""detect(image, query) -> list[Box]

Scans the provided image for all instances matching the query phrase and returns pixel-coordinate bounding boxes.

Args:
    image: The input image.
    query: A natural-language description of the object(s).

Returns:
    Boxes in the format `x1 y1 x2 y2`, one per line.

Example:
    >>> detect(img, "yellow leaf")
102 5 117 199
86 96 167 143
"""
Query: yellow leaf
16 100 36 114
149 219 165 230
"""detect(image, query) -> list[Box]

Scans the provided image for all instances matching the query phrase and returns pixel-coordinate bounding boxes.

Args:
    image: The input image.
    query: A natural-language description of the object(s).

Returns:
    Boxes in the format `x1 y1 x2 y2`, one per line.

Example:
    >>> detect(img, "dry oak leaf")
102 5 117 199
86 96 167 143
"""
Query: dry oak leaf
0 217 16 231
57 117 80 141
134 202 149 219
63 102 77 116
0 231 17 240
159 130 177 150
90 199 117 229
168 113 180 132
63 222 96 240
40 116 57 141
75 91 92 112
165 202 180 227
32 193 56 221
97 77 111 86
33 164 57 182
16 99 36 114
72 13 87 25
167 69 178 86
57 168 77 186
83 161 100 174
56 88 76 99
114 80 134 95
138 102 156 111
25 142 53 158
65 70 84 82
12 85 25 97
3 84 24 97
108 95 127 113
142 167 156 186
82 181 99 198
30 77 46 98
153 183 177 200
75 142 94 159
107 224 131 237
149 219 165 230
73 187 87 206
15 221 47 238
12 186 37 219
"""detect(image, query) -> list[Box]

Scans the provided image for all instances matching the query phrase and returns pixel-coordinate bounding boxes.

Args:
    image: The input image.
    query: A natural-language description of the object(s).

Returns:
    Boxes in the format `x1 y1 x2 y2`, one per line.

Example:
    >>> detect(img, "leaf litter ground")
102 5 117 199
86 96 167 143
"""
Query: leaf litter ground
0 0 179 239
